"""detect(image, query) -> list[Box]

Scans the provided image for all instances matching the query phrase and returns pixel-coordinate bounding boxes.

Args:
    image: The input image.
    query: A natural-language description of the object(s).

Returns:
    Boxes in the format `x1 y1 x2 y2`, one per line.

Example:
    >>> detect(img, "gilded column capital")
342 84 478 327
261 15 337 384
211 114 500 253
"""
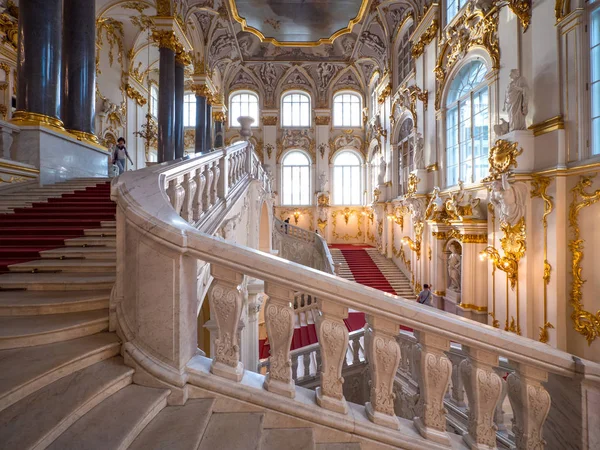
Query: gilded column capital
212 111 227 123
175 49 192 66
191 83 211 98
151 29 179 52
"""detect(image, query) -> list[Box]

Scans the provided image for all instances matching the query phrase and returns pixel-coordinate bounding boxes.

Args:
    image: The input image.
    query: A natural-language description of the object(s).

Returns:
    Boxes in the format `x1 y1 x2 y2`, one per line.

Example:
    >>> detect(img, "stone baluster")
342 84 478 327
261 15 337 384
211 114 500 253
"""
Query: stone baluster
228 154 235 188
181 170 197 222
167 177 185 215
291 353 299 381
447 351 467 407
263 282 296 398
209 264 245 381
211 160 220 205
192 166 206 221
507 363 551 450
365 315 401 429
494 372 508 432
413 332 452 445
203 161 214 209
316 301 349 414
303 352 311 378
460 347 503 449
351 334 361 365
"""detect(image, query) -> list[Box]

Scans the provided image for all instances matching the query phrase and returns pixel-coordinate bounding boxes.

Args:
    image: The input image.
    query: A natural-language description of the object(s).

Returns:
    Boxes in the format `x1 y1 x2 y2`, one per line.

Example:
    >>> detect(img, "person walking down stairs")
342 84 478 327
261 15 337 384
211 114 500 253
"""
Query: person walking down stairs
112 137 133 175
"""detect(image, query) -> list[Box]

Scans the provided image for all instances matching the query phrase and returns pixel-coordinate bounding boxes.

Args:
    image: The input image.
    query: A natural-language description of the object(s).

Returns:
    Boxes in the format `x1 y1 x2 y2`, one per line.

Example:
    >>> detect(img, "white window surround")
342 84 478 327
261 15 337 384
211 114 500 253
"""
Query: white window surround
590 5 600 155
183 93 195 128
229 90 260 128
281 150 312 206
396 22 415 86
281 91 311 128
333 150 363 206
444 58 490 188
333 91 363 128
150 85 158 119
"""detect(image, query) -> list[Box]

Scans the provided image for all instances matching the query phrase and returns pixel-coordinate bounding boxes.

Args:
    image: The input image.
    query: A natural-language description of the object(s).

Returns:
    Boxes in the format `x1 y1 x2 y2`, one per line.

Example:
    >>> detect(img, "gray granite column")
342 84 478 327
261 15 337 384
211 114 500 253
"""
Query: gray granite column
174 59 184 159
157 45 176 162
214 118 224 148
205 102 213 152
14 0 63 127
195 90 206 154
63 0 96 141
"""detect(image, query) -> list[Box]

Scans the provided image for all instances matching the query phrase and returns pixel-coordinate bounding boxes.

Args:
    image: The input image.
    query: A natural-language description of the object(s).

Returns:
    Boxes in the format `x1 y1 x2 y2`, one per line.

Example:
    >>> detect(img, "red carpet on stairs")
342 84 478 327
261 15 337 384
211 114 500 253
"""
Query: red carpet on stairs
0 182 114 273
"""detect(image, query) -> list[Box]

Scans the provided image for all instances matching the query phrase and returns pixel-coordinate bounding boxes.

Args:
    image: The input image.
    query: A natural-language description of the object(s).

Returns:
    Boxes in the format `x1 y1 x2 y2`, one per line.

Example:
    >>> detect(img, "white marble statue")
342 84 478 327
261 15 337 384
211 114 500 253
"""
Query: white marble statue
503 69 529 131
318 171 329 192
493 118 510 137
413 132 425 170
378 157 387 185
489 173 526 226
447 242 462 292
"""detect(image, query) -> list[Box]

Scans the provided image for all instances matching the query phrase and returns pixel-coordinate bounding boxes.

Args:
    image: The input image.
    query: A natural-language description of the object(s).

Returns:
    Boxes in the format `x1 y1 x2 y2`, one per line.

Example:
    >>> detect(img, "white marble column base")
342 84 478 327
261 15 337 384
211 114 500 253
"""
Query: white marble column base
263 375 296 398
365 402 400 430
210 360 244 382
316 387 348 414
413 417 451 445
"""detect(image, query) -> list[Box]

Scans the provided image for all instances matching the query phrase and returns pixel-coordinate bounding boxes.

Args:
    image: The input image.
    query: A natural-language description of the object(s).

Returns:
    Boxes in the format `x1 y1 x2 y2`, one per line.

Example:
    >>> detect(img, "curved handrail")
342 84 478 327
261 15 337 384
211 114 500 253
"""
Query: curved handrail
112 148 600 382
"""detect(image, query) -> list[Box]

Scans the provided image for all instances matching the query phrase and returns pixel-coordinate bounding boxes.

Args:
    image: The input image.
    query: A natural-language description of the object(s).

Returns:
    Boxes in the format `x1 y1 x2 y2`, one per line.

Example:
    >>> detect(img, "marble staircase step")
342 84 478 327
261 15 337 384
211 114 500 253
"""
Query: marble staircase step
101 220 116 227
316 444 361 449
0 290 110 316
39 247 116 260
0 309 109 349
64 236 116 248
47 385 169 450
128 398 216 450
0 332 120 412
260 428 315 450
0 272 116 291
84 228 117 237
8 259 116 273
198 412 264 450
0 357 133 450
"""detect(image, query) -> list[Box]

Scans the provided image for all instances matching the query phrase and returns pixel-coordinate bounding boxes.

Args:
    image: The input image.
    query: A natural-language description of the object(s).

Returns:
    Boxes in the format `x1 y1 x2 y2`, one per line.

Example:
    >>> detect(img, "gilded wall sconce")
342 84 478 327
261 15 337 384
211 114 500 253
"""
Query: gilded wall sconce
293 210 301 225
342 208 354 225
401 236 421 260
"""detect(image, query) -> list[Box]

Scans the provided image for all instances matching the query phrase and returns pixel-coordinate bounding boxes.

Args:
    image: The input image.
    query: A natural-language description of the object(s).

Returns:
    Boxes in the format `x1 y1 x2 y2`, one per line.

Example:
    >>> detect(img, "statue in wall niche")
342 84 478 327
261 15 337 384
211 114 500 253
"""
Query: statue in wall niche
413 132 425 170
504 69 529 131
447 242 462 292
378 157 387 185
489 172 527 226
318 171 329 193
317 62 335 90
260 62 277 88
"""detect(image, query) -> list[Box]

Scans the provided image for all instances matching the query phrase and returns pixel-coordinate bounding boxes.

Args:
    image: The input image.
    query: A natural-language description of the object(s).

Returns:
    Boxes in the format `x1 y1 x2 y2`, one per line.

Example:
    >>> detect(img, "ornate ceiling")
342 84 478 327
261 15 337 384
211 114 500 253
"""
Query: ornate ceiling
230 0 368 45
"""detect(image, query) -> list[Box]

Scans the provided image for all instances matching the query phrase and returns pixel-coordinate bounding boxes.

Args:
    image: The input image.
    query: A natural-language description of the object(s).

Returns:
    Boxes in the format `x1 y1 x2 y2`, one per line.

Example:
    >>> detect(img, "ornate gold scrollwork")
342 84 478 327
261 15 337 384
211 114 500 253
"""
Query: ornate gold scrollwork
411 20 438 59
151 29 180 52
530 176 555 343
402 220 424 260
555 0 571 23
484 140 524 181
332 208 363 241
125 84 147 106
568 176 600 344
407 173 420 196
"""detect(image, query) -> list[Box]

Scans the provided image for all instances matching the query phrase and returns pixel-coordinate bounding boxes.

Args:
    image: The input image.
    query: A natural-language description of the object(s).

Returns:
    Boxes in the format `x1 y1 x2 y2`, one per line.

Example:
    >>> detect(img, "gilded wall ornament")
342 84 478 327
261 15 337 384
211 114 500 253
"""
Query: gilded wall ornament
483 140 524 181
315 116 331 126
568 176 600 344
0 13 17 50
125 84 148 106
263 116 278 126
96 17 125 69
411 20 438 59
151 29 180 52
332 208 363 241
406 173 420 196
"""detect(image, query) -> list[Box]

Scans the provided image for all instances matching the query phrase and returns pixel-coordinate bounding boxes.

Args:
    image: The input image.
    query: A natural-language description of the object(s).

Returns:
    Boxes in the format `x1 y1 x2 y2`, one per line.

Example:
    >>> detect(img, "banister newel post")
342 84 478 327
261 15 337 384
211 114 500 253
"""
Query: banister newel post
209 264 245 381
460 347 503 449
413 331 452 445
263 282 296 398
365 314 401 429
507 362 551 450
316 301 349 414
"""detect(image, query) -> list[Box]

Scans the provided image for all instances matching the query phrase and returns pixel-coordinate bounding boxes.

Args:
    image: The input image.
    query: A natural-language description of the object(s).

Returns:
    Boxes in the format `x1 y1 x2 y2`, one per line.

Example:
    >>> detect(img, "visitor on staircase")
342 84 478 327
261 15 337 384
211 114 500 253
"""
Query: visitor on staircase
112 138 133 176
417 284 433 306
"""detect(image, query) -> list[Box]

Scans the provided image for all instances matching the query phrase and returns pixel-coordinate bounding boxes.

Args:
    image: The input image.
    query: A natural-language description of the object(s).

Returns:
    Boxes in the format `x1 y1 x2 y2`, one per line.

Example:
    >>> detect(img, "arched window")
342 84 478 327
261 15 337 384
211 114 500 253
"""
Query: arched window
447 0 468 23
150 85 158 118
282 91 311 127
183 93 195 127
591 7 600 155
445 59 489 187
333 151 362 205
282 151 311 205
397 23 415 85
398 118 414 195
333 92 362 127
229 91 259 127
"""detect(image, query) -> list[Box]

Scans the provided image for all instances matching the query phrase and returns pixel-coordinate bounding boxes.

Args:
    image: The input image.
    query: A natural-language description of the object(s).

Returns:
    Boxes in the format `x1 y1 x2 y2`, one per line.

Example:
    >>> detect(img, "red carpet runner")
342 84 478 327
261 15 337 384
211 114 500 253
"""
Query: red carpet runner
259 245 403 359
0 182 114 273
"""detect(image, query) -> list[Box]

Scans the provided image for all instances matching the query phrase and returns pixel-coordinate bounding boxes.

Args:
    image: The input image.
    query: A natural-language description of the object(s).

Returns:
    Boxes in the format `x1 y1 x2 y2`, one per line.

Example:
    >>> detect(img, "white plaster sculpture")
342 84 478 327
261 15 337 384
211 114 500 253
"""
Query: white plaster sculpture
493 118 510 137
503 69 529 131
447 242 462 292
318 171 329 192
378 157 387 185
260 63 277 88
489 173 526 226
317 63 335 90
413 132 425 170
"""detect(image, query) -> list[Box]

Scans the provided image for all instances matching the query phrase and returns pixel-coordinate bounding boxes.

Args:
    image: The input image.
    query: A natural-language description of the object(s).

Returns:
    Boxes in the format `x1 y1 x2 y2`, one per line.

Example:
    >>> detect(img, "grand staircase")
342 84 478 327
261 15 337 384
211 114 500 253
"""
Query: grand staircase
0 179 363 450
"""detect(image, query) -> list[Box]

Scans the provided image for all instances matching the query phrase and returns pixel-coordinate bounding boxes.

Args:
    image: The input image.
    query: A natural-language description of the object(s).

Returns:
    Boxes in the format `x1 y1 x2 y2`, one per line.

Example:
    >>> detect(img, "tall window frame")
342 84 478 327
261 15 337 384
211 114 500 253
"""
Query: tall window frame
150 85 158 118
445 58 490 187
229 90 260 128
333 91 362 128
281 150 311 206
397 22 415 85
446 0 468 24
590 5 600 155
281 91 311 128
397 118 414 196
183 93 196 127
333 150 363 205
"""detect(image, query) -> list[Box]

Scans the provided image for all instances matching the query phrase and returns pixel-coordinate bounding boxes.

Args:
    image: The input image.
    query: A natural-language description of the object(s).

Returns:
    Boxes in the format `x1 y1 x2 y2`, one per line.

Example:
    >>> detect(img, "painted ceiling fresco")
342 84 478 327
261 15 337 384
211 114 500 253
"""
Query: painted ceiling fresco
232 0 366 43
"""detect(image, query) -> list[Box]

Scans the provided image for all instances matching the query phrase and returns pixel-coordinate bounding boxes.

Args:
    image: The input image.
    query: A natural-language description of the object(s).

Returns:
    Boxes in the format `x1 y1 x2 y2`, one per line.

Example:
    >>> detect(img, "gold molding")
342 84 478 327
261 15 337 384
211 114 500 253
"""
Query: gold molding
411 20 438 59
458 303 488 313
263 116 278 126
483 139 524 182
151 29 180 52
528 115 564 137
332 208 363 241
0 161 39 174
568 176 600 344
531 176 555 343
315 116 331 126
125 84 148 106
11 110 65 131
226 0 370 47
